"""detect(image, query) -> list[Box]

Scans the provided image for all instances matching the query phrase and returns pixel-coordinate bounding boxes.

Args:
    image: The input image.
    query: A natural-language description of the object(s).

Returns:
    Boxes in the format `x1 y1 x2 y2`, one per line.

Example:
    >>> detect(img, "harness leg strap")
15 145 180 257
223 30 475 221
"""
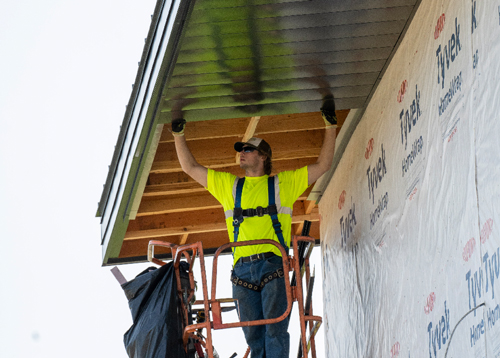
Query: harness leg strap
230 268 285 292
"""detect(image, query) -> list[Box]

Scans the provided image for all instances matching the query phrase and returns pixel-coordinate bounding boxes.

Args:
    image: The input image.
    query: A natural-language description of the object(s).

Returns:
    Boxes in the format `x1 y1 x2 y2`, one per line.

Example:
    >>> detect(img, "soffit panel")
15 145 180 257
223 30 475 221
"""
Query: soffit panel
102 0 421 264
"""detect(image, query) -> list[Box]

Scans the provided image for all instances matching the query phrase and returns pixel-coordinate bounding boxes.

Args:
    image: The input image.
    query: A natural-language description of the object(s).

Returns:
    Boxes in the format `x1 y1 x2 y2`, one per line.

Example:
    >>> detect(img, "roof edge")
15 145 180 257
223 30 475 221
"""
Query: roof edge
96 0 197 265
96 0 165 219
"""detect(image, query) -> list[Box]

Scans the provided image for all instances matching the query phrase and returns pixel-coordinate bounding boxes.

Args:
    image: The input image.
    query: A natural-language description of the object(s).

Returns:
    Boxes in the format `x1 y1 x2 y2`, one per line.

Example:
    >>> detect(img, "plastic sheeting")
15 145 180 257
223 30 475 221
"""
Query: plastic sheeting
122 262 193 358
319 0 500 357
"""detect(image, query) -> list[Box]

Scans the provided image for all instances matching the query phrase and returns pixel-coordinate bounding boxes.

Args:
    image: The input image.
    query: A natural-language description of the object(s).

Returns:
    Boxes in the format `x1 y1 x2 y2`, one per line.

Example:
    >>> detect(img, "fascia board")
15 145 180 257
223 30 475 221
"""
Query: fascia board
98 0 195 265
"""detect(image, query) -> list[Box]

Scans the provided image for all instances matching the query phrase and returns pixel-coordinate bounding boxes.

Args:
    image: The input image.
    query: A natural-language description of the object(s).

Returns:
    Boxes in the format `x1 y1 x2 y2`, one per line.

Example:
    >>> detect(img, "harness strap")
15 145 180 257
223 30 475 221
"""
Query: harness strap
232 176 289 256
225 206 292 220
232 178 245 245
230 268 285 292
267 176 288 254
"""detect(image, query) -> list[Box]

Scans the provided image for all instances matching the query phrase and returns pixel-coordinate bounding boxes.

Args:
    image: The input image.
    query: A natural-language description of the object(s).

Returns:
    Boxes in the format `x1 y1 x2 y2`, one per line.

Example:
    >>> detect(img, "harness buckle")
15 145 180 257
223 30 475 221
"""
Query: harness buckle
267 204 277 215
256 206 264 217
233 208 244 226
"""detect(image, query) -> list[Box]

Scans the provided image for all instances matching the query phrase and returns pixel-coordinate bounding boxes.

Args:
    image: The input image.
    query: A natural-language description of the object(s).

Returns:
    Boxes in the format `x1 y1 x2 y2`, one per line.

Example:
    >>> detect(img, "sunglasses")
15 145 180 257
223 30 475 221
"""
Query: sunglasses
241 147 257 153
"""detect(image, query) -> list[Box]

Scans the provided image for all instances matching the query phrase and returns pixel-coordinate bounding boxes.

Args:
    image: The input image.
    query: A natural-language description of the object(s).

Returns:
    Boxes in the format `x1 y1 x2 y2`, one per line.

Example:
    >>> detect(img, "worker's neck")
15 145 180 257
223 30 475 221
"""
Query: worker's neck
245 167 265 177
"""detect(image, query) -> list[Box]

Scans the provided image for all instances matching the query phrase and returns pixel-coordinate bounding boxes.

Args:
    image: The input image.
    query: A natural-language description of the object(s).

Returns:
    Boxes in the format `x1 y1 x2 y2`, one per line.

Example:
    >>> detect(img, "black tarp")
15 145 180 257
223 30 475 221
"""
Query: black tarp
122 262 193 358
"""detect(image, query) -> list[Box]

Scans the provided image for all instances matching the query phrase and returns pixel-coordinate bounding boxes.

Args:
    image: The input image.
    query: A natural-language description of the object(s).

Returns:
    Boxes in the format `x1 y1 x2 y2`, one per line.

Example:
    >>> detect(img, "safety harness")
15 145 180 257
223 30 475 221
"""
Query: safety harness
232 176 288 253
230 176 288 291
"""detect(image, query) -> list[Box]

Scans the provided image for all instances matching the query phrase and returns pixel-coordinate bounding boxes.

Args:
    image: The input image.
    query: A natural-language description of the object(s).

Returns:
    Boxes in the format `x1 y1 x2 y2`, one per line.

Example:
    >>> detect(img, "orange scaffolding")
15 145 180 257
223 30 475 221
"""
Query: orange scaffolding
147 236 322 358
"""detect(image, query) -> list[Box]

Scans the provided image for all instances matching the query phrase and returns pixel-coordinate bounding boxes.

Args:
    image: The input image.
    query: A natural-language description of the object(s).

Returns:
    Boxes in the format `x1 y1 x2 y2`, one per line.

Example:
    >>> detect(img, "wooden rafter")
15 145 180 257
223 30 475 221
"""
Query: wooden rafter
119 110 348 259
179 233 189 245
126 204 318 241
151 129 325 174
236 116 260 164
138 186 314 216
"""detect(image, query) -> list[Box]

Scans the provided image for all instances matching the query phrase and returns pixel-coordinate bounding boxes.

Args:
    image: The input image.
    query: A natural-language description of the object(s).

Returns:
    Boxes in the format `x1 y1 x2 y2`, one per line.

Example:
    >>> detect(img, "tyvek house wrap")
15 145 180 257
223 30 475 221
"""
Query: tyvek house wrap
319 0 500 357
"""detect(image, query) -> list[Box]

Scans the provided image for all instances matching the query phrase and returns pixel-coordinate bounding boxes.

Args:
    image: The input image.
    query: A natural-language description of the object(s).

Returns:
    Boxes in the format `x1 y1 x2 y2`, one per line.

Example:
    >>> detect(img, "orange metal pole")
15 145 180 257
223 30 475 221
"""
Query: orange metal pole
294 236 322 358
209 239 293 330
172 243 214 358
293 237 308 358
304 253 318 358
148 237 322 358
193 242 214 358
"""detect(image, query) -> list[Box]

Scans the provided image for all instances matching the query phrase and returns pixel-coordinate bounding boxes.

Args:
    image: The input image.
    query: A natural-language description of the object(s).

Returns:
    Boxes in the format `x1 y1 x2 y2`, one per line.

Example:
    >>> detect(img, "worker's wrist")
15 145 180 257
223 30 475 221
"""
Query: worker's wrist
323 115 337 128
171 130 185 137
321 110 337 127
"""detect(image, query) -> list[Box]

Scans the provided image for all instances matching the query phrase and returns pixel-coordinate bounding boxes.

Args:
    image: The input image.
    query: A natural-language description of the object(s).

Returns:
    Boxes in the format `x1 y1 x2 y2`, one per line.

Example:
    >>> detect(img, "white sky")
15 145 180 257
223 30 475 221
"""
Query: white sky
0 1 324 357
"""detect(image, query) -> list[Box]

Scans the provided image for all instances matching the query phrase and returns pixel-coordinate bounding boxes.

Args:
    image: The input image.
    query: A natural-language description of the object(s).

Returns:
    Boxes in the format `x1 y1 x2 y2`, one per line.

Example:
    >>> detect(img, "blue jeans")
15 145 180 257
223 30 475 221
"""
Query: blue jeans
232 255 290 358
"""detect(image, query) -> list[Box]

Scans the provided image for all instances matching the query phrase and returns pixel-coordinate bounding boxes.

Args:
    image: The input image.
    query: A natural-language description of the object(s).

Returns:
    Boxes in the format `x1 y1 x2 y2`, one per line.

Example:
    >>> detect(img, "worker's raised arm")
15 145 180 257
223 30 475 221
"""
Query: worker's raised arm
307 97 338 186
172 119 208 188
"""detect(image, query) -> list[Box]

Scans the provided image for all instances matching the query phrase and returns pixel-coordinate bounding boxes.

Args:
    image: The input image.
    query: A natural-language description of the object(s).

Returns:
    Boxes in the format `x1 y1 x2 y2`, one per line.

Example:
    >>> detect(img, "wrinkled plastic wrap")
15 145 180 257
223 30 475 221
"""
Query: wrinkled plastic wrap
319 0 500 357
122 262 193 358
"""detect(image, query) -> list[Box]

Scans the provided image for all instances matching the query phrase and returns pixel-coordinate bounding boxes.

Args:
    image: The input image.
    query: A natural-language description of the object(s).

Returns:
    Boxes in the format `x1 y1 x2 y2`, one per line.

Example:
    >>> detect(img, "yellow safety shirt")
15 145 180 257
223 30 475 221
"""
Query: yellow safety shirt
206 167 309 265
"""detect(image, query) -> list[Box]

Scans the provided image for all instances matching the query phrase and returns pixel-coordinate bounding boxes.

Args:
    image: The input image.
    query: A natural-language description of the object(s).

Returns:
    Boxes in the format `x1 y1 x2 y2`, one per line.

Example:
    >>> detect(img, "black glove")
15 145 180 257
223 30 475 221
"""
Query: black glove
320 95 337 127
171 118 186 136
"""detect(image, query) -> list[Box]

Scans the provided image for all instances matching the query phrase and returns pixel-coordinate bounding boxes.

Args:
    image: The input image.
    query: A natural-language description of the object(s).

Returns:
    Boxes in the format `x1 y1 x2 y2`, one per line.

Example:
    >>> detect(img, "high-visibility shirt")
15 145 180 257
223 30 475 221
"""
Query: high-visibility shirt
206 167 309 265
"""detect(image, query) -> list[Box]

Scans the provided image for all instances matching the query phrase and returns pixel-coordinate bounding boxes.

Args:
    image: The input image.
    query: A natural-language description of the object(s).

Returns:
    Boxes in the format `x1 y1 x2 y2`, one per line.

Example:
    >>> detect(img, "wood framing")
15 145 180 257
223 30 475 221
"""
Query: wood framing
116 111 339 260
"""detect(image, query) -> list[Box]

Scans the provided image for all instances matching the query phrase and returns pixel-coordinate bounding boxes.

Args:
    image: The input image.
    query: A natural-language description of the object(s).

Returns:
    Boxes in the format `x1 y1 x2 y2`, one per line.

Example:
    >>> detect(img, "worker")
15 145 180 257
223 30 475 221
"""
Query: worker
171 98 337 358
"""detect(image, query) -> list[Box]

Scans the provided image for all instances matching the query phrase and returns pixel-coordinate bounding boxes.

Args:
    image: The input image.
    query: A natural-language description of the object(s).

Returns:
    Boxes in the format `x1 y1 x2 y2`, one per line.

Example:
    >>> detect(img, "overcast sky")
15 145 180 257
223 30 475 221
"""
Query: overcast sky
0 1 323 357
0 1 162 357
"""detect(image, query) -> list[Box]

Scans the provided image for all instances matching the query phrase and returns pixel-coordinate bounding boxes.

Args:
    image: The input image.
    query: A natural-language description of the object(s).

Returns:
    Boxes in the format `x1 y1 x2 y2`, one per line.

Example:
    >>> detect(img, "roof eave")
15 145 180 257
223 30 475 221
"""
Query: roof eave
97 0 196 266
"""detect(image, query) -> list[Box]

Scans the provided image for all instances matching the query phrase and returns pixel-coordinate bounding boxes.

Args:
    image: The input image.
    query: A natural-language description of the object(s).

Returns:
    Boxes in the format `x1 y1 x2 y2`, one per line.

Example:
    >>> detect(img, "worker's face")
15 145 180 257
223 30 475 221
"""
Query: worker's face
239 147 265 171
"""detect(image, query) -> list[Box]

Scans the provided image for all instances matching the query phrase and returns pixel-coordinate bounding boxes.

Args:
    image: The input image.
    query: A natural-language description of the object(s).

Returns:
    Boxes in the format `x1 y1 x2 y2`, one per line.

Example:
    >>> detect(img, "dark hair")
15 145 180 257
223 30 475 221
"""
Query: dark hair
263 155 273 175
